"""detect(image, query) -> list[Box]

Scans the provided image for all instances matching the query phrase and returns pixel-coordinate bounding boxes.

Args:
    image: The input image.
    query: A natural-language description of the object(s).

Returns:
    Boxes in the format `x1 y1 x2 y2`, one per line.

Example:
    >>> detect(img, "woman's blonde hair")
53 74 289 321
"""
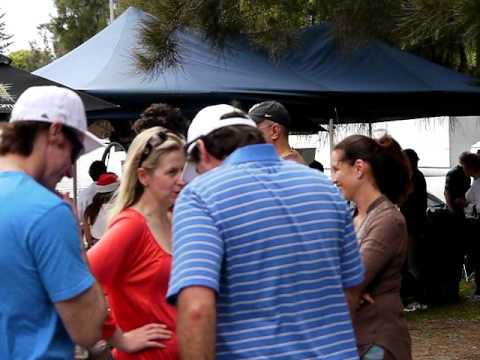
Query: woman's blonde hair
109 126 184 220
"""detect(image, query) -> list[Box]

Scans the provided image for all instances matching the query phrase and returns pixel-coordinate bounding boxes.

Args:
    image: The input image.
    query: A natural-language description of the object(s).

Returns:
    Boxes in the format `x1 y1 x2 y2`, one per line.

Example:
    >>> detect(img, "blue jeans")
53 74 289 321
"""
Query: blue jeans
361 345 385 360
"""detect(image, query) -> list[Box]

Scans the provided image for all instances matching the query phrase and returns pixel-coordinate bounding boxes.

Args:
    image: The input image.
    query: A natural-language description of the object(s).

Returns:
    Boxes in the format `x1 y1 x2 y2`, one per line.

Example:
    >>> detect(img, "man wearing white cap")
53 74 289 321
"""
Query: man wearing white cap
0 86 108 359
168 104 364 359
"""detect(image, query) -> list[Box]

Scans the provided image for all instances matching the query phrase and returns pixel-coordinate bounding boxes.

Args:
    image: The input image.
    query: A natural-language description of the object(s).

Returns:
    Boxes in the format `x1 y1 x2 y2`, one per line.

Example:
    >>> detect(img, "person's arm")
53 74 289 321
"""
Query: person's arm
356 213 406 294
88 211 174 352
30 203 108 348
177 286 217 360
345 285 362 314
87 212 143 288
337 197 365 314
55 283 108 348
167 188 224 358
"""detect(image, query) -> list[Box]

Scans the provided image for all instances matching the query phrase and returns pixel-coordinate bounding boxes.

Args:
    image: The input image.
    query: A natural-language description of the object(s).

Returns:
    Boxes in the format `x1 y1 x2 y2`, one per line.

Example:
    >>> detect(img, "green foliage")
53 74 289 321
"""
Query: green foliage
45 0 109 56
8 41 55 72
118 0 480 77
0 10 13 54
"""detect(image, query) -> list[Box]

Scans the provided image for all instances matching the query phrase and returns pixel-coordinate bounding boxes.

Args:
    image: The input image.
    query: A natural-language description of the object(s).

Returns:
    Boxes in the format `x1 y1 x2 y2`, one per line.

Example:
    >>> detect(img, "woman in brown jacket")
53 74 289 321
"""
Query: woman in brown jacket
331 134 412 360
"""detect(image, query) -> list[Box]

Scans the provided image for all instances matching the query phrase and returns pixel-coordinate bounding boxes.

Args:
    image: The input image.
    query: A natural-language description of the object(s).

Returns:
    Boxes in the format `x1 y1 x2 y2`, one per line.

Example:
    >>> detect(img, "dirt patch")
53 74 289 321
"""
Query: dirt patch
409 319 480 360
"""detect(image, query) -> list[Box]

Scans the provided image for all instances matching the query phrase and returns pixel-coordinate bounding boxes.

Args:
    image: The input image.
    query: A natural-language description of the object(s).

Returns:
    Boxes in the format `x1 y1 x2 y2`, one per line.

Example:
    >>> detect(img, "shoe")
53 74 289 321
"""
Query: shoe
470 294 480 302
404 302 421 312
404 302 428 312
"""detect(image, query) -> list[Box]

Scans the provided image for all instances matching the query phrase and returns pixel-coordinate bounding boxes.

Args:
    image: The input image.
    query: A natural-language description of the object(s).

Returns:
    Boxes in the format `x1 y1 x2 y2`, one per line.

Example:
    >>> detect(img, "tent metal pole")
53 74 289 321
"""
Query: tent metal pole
368 122 373 137
329 118 335 154
109 0 115 23
72 161 78 210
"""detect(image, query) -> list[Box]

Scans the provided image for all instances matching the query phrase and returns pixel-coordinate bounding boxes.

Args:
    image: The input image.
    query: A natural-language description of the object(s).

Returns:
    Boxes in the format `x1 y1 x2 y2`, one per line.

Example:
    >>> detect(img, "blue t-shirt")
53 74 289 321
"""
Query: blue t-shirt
168 144 364 360
0 172 95 360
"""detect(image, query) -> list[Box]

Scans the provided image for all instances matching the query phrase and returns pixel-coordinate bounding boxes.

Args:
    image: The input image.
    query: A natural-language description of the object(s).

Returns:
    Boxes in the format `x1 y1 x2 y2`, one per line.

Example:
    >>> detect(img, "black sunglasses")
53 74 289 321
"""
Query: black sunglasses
139 131 168 165
62 126 84 163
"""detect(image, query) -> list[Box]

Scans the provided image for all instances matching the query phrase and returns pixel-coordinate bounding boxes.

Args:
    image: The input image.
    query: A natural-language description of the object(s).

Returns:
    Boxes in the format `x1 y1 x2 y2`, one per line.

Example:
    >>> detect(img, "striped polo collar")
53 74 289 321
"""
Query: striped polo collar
223 144 280 165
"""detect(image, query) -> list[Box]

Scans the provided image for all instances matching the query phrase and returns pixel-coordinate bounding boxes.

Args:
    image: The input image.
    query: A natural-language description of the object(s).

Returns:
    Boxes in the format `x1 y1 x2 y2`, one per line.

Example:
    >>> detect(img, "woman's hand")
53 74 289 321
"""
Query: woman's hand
359 293 375 308
111 323 173 353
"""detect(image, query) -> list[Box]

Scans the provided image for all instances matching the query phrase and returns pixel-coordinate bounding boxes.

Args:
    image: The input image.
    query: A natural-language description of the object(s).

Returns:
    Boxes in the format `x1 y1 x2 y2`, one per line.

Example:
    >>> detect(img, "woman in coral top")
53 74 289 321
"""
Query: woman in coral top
88 127 185 359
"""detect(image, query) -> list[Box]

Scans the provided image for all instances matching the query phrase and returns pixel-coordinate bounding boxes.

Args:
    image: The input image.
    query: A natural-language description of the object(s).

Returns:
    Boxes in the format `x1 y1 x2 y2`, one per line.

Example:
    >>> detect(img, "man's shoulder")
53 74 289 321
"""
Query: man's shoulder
183 158 339 205
283 149 307 164
1 172 66 221
447 165 466 178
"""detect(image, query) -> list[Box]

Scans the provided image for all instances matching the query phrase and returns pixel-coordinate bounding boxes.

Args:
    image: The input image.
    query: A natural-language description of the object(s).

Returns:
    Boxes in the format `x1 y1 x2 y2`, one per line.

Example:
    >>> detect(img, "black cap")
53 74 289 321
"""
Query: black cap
248 101 291 129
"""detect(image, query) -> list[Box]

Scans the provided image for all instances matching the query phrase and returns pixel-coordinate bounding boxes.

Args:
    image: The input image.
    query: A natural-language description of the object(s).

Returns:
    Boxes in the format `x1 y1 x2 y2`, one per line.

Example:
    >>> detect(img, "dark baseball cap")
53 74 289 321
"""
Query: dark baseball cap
248 100 291 129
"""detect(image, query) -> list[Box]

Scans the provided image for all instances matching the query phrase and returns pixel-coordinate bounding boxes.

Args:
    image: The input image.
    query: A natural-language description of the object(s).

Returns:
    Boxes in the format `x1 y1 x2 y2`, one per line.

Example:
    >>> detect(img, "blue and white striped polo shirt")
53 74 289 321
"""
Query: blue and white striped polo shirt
168 144 364 360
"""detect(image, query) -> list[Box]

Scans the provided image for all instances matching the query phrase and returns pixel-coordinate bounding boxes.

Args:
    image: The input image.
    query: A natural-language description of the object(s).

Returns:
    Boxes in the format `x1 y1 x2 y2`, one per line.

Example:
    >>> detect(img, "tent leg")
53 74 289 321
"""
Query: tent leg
73 161 78 210
368 123 373 137
329 118 335 154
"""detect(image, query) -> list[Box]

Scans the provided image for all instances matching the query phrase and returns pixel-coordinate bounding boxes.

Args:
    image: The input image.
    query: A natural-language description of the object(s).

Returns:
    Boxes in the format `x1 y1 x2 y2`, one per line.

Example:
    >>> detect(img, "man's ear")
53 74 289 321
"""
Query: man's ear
197 139 223 171
47 123 65 145
197 139 211 163
271 123 281 141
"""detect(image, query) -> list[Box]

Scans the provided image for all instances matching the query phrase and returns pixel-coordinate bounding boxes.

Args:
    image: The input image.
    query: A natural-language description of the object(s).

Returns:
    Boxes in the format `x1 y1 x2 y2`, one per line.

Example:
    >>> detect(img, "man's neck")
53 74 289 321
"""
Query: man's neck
0 154 35 175
274 139 293 158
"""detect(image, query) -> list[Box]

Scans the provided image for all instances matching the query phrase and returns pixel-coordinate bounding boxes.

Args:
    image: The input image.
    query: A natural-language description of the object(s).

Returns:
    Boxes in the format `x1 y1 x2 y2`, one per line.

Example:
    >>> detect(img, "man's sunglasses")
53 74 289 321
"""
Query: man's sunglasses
62 126 84 163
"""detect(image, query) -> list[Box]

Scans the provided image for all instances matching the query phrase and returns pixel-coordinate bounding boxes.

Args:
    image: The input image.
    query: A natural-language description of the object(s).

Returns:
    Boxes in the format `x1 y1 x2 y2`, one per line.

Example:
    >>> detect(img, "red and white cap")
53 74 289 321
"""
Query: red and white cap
96 172 120 193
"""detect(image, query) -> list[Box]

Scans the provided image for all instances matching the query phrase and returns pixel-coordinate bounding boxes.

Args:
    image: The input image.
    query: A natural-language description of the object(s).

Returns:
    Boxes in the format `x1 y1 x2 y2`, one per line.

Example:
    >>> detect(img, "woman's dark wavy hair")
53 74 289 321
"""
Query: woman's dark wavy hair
334 134 411 205
132 103 189 138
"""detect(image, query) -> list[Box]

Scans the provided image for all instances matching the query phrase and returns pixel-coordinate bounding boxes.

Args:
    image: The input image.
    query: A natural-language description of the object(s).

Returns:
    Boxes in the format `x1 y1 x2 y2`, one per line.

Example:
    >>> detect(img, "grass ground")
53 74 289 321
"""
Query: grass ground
407 281 480 360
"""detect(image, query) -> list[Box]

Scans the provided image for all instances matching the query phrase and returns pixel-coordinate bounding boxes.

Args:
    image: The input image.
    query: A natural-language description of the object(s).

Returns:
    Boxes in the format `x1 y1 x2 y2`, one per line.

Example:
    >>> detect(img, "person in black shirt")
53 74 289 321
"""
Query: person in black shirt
401 149 428 309
445 164 471 214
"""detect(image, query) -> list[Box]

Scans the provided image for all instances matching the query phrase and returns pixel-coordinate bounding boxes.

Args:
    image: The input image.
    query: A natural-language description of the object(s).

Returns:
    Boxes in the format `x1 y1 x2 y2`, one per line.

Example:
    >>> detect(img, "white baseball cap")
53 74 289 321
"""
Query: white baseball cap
9 86 104 154
182 104 257 182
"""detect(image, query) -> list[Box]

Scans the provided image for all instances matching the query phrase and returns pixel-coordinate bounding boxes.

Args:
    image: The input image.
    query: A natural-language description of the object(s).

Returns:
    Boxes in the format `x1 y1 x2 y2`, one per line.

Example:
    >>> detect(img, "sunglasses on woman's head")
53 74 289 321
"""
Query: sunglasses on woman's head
139 131 168 165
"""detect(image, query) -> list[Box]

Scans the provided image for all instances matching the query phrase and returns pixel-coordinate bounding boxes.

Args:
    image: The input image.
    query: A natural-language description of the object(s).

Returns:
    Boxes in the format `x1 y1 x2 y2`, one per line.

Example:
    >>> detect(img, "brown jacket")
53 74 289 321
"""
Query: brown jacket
353 196 412 360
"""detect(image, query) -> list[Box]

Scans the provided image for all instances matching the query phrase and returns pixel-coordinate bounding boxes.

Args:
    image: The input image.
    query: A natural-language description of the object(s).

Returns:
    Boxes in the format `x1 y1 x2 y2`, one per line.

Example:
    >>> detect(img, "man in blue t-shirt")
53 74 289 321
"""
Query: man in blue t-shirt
0 86 108 359
168 105 364 359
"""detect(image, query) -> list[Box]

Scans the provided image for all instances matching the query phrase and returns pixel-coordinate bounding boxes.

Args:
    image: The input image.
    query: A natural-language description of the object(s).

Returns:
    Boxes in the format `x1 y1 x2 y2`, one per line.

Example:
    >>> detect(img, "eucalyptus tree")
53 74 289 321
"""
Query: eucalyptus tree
45 0 109 56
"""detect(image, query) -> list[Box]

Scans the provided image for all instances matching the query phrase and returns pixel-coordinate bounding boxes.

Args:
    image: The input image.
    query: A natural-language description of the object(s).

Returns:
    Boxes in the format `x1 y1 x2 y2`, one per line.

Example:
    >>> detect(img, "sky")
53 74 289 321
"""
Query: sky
2 0 56 52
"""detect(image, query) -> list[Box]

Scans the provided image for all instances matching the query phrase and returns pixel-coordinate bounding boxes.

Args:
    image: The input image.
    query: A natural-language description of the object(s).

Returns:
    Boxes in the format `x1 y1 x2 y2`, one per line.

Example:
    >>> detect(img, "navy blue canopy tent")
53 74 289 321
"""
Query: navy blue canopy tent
34 7 480 130
0 55 117 121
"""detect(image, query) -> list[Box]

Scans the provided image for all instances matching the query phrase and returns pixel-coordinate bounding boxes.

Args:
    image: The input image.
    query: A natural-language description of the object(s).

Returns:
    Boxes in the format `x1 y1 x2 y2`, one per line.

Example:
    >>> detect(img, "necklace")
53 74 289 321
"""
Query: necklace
280 148 294 158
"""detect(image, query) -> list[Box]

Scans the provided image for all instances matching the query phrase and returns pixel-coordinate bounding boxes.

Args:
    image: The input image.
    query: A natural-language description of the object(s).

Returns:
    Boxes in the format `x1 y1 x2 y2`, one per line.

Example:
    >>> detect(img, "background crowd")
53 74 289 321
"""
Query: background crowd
1 86 479 360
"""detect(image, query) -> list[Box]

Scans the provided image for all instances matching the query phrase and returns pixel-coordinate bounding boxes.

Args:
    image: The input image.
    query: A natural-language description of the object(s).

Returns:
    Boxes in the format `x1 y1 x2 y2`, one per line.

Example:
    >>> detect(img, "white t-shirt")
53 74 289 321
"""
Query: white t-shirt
465 177 480 217
77 182 98 220
91 203 112 240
